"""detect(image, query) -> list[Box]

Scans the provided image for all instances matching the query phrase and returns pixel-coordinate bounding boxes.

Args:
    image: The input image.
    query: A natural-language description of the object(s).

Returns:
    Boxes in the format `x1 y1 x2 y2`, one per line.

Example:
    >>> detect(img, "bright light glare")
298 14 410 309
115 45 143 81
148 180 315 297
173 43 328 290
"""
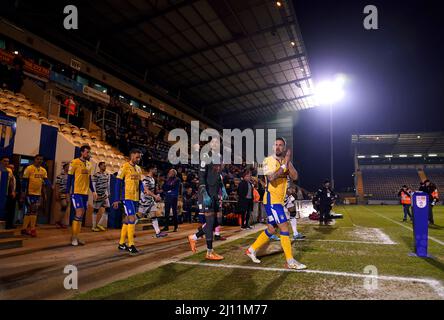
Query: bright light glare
314 75 346 105
428 154 438 157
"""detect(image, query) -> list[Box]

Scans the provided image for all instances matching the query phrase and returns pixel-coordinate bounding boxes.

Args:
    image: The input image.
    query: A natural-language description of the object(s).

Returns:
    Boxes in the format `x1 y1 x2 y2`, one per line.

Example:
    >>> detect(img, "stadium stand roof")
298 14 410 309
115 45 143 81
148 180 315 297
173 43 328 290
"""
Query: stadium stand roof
1 0 315 124
351 132 444 155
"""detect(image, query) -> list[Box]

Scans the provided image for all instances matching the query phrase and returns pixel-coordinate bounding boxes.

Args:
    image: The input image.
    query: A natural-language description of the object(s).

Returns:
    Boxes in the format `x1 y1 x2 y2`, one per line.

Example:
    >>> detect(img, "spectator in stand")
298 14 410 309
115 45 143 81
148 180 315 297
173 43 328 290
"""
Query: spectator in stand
238 171 254 230
63 95 77 120
162 168 180 232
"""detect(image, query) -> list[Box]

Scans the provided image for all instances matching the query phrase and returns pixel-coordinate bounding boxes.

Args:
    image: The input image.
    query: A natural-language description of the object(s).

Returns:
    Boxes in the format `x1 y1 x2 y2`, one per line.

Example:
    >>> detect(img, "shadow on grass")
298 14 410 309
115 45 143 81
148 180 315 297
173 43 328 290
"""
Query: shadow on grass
255 272 290 299
97 263 197 300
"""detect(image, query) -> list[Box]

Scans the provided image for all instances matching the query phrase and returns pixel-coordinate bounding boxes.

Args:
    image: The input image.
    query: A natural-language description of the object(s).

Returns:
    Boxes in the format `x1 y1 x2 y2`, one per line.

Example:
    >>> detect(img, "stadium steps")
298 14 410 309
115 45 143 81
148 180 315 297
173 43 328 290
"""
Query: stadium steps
0 230 23 250
136 218 154 231
418 169 427 182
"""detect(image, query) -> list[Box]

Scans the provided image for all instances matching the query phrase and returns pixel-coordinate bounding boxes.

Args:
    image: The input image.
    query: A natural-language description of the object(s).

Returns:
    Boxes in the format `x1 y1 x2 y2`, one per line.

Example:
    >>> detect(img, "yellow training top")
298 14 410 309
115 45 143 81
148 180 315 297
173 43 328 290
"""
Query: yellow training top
23 164 48 196
68 158 92 195
117 162 142 201
262 156 288 205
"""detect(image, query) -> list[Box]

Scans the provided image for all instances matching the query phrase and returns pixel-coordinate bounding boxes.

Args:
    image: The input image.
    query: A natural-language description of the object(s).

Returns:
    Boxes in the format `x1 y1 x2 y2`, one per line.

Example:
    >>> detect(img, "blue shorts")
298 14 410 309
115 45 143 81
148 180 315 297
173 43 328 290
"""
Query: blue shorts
26 195 41 213
123 200 139 216
71 194 89 211
264 204 288 225
198 213 206 224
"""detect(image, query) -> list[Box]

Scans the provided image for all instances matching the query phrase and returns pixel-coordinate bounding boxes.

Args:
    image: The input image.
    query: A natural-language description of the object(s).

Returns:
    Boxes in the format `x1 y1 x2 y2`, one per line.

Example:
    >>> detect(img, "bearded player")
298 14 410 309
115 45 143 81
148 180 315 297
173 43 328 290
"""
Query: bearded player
187 137 228 260
245 138 307 270
66 145 97 246
113 148 148 255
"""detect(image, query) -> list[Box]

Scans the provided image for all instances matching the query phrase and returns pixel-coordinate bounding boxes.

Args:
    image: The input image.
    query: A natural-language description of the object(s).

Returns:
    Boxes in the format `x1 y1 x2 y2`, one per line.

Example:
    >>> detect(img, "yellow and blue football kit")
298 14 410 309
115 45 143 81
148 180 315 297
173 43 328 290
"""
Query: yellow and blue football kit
262 156 288 225
66 158 95 239
249 155 294 263
115 161 143 248
67 158 94 211
21 164 51 232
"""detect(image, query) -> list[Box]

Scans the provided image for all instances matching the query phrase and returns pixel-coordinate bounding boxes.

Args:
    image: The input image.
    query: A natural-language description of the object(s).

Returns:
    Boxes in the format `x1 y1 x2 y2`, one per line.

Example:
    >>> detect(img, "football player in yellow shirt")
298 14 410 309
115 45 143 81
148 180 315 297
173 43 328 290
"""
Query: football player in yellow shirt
245 138 307 270
66 145 97 246
113 148 148 255
20 154 52 237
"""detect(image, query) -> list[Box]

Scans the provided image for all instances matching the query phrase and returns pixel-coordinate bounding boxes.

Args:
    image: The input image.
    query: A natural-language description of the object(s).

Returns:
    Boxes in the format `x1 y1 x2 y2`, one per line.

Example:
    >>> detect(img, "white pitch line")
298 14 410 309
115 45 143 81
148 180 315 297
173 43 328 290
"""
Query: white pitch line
307 239 396 245
173 261 444 299
362 206 444 246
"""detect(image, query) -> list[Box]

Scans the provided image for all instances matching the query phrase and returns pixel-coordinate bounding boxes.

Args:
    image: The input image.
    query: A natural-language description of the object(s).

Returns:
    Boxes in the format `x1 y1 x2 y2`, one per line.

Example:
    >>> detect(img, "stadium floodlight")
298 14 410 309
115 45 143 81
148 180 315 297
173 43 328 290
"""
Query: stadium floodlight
371 155 379 158
314 74 347 189
428 153 438 157
399 154 408 158
357 155 366 158
314 75 346 106
413 154 422 157
384 155 393 158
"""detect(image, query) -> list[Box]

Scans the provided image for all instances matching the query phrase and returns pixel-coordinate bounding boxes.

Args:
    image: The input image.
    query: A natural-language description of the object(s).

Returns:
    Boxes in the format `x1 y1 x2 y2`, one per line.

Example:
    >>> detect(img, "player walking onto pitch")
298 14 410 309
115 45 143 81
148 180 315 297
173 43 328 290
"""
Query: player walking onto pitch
187 137 228 260
138 164 167 238
66 145 97 246
245 138 307 270
113 148 148 255
20 154 52 237
91 162 111 232
55 163 69 229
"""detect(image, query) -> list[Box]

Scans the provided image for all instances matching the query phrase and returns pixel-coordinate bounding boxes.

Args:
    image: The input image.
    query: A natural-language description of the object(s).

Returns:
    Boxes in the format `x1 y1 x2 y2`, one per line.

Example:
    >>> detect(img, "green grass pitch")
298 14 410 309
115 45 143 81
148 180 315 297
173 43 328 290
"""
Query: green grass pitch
73 205 444 300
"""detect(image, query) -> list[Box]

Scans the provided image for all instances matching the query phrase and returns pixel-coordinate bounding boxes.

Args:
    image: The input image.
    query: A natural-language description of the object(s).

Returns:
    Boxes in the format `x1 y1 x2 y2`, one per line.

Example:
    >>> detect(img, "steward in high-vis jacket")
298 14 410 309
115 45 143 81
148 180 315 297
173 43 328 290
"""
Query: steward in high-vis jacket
398 185 412 222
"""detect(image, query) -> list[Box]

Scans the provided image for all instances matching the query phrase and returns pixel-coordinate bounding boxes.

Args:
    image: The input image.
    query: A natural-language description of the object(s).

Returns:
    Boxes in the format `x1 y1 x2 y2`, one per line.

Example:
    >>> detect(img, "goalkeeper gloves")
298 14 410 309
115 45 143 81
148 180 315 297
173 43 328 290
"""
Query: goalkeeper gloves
200 187 212 207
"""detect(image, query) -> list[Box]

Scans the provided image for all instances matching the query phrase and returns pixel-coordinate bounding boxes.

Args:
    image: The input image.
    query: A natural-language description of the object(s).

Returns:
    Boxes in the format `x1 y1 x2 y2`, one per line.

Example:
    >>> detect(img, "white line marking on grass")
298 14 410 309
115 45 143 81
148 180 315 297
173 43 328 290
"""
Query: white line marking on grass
362 207 444 246
173 261 444 299
307 239 396 245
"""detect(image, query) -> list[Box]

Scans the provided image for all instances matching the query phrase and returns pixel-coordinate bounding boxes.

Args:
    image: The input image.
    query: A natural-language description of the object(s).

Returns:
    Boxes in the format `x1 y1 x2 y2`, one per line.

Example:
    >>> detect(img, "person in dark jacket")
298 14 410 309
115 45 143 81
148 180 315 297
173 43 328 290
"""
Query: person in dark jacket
312 180 338 226
162 169 180 232
238 171 254 229
419 180 439 225
186 137 228 260
182 186 197 223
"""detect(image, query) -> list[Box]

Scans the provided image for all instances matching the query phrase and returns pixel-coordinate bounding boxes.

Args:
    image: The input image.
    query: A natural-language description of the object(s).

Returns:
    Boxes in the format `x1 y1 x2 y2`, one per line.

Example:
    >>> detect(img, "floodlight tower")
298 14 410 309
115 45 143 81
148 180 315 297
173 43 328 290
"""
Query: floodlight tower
314 75 346 189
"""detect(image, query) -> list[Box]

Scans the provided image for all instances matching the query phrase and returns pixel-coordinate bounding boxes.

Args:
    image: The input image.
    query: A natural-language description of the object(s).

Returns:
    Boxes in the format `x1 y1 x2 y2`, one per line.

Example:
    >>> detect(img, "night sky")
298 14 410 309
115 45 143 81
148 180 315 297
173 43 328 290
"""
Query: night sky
291 0 444 191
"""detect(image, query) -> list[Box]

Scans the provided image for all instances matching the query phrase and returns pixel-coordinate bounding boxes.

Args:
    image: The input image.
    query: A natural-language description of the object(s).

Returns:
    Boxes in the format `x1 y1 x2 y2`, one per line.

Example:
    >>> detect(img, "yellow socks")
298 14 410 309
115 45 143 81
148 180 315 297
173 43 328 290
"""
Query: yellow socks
72 220 81 237
251 230 272 251
127 224 135 246
30 215 37 229
280 231 293 260
22 215 31 230
119 224 128 245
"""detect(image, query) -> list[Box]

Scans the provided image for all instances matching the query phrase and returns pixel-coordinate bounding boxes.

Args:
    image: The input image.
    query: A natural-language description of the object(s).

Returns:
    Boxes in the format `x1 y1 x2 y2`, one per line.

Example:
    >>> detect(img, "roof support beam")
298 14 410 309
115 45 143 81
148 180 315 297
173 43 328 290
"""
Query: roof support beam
203 76 311 107
219 93 314 119
181 52 305 89
148 21 295 69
